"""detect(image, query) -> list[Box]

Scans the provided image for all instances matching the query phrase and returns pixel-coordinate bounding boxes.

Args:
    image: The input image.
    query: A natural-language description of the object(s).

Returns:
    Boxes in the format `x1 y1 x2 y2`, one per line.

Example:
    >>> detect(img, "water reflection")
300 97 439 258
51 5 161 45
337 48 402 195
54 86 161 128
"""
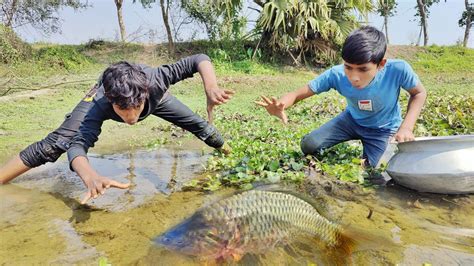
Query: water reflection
8 147 209 211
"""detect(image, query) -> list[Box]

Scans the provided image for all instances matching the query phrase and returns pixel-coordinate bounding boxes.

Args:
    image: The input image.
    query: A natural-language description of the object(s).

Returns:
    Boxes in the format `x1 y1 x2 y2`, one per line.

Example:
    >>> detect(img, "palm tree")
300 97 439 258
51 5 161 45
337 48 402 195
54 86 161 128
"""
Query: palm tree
198 0 373 65
254 0 373 64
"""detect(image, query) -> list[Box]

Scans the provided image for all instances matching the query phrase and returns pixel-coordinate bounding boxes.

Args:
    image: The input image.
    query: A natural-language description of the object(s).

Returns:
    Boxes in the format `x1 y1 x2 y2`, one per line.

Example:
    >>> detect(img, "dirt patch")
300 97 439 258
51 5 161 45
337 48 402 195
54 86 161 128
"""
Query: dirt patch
386 45 422 60
0 89 52 102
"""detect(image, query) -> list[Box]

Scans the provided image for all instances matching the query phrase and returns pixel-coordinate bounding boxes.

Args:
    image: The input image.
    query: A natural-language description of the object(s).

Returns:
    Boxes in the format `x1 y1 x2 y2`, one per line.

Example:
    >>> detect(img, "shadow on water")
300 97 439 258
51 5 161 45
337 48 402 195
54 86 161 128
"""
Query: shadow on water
1 144 473 265
49 192 102 224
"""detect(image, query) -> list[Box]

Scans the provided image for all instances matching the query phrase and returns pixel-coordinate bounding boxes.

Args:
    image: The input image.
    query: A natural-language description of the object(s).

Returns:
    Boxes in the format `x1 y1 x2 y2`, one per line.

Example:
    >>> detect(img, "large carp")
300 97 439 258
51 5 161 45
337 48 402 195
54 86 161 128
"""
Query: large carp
154 190 356 262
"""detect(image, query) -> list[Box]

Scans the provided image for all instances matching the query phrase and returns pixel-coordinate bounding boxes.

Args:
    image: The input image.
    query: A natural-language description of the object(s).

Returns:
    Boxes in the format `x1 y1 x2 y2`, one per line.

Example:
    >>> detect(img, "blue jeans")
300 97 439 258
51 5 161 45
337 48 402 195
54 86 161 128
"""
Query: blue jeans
300 111 396 167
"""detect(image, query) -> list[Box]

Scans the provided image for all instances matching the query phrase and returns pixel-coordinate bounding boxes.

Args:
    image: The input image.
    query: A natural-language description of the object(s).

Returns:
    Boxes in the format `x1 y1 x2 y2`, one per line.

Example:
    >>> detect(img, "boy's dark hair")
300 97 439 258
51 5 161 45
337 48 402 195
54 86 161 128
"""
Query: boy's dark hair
101 61 148 109
341 26 387 65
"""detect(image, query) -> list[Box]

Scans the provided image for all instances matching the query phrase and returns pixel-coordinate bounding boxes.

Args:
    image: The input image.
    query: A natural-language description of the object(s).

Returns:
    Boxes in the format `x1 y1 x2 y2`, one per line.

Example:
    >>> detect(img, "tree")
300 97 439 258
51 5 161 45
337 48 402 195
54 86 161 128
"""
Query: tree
0 0 88 34
206 0 373 65
459 0 473 47
136 0 175 55
181 0 245 41
160 0 174 54
113 0 126 42
414 0 440 46
168 1 194 42
376 0 397 44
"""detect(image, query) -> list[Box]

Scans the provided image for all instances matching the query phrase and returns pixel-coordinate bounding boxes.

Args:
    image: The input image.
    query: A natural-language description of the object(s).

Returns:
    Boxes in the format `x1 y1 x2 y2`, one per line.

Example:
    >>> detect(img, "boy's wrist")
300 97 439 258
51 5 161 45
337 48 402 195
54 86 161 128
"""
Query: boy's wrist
398 126 413 132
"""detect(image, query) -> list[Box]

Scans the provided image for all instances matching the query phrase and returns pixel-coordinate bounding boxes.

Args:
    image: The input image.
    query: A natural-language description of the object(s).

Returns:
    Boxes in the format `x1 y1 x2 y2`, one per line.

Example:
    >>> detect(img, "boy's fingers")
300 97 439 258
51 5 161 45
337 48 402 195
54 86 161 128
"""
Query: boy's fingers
282 113 288 124
80 191 92 205
255 101 268 107
213 98 224 104
271 97 278 104
224 90 235 95
91 189 98 199
261 95 272 104
109 180 131 189
222 94 230 100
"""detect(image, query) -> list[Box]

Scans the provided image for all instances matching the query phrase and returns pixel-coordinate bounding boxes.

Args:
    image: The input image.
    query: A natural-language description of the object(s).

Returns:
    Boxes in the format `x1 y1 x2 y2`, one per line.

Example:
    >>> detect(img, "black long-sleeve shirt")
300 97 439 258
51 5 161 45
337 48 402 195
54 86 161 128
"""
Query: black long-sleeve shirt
66 54 210 168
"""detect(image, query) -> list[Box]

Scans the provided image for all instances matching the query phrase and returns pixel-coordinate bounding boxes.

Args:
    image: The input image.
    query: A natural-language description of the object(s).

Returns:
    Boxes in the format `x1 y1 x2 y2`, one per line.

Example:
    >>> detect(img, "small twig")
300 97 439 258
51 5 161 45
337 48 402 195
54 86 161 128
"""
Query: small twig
0 76 14 87
248 6 261 12
441 197 461 206
1 78 95 96
252 36 262 60
287 50 301 66
367 208 374 219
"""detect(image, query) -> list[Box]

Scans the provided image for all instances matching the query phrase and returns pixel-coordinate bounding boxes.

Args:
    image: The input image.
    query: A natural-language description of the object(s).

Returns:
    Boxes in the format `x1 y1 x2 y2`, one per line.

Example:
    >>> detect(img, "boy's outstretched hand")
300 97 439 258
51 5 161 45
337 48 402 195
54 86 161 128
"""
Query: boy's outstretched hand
80 174 130 204
255 95 288 124
206 87 235 124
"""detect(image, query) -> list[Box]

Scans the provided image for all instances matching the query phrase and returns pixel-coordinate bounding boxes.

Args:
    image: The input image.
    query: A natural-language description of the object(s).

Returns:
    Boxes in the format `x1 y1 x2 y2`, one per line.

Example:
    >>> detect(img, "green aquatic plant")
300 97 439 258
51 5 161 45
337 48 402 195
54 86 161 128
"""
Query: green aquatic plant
185 86 473 191
98 257 111 266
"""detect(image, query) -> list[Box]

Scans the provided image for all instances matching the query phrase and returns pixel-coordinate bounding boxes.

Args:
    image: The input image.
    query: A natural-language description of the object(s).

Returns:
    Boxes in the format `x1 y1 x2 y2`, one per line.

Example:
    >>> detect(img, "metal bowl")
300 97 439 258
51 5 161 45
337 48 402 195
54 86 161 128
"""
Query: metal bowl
386 135 474 194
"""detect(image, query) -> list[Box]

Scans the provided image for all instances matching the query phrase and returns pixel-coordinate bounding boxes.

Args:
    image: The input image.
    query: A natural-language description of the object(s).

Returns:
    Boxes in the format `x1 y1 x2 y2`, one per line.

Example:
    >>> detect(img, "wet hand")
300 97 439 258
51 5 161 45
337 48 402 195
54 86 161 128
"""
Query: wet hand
80 174 130 204
255 95 288 124
206 87 235 124
393 127 415 143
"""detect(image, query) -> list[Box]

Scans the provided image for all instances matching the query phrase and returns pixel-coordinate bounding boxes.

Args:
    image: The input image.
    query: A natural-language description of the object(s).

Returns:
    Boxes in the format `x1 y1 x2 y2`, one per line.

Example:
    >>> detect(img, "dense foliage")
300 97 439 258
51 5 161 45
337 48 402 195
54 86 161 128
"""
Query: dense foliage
0 24 31 63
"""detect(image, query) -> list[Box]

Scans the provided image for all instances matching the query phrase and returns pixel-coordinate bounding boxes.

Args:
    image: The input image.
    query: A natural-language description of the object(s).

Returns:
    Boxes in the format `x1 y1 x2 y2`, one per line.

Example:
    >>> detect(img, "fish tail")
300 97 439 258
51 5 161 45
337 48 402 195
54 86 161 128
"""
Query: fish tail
315 232 356 266
336 225 397 255
335 231 357 256
324 227 387 266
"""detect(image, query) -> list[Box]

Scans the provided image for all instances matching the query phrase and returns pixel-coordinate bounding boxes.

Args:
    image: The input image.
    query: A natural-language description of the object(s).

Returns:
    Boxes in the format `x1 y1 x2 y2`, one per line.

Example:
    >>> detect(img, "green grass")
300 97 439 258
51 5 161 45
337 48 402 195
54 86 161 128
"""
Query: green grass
412 45 474 74
0 43 473 189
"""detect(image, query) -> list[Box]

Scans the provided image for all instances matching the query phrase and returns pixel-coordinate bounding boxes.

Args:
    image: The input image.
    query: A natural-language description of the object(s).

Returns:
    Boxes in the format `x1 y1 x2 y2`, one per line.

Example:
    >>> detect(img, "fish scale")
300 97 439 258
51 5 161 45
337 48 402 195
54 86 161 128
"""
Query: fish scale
155 190 345 259
203 190 340 246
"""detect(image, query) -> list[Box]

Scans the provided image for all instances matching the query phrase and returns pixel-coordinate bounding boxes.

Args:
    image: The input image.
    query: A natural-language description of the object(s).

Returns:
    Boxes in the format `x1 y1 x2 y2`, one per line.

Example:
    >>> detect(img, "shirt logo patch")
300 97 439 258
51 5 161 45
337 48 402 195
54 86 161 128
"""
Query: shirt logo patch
358 100 373 111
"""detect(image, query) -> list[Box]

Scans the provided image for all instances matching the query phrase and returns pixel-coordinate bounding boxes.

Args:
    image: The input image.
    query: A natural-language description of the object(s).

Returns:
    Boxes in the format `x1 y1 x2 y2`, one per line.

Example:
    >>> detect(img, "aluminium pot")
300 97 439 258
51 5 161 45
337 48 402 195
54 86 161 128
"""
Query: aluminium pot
386 135 474 194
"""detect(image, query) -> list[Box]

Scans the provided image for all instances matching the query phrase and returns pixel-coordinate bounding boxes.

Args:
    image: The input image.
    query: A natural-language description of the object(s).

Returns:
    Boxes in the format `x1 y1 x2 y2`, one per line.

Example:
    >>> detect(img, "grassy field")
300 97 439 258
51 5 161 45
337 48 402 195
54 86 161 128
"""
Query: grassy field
0 43 472 188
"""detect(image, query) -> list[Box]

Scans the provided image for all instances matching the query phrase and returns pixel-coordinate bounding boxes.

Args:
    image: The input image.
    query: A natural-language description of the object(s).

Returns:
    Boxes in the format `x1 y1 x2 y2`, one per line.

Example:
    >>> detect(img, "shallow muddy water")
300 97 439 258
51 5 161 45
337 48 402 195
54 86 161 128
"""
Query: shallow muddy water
0 146 473 265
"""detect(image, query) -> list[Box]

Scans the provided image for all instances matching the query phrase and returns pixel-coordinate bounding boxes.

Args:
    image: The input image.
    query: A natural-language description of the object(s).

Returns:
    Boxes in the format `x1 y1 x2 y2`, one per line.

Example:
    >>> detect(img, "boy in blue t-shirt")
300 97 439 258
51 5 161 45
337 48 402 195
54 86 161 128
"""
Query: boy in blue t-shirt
257 26 427 167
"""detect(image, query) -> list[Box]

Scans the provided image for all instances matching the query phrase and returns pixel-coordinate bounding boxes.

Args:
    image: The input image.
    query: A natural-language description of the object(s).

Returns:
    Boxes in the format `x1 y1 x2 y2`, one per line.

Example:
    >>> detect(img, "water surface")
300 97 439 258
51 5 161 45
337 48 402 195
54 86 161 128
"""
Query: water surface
0 146 473 265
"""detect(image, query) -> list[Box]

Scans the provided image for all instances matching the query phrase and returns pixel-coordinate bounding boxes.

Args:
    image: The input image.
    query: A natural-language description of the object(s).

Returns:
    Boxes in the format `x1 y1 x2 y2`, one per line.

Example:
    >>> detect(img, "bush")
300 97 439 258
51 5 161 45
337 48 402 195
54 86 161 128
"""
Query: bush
0 24 32 64
34 45 93 71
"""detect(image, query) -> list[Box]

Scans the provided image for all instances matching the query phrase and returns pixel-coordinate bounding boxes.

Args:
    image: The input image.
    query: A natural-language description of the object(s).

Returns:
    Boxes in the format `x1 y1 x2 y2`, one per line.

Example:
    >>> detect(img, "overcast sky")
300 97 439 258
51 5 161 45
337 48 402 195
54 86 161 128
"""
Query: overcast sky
15 0 473 48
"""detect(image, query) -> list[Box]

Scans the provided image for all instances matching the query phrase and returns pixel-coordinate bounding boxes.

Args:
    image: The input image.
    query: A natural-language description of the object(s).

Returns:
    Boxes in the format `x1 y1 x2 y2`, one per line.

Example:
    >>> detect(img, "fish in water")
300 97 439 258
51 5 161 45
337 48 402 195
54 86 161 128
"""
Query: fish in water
154 190 355 262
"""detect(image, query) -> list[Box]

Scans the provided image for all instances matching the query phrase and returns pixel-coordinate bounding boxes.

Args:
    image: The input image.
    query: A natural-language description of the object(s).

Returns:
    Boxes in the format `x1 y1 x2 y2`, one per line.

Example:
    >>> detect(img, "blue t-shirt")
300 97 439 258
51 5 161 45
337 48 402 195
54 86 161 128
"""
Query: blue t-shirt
308 59 419 130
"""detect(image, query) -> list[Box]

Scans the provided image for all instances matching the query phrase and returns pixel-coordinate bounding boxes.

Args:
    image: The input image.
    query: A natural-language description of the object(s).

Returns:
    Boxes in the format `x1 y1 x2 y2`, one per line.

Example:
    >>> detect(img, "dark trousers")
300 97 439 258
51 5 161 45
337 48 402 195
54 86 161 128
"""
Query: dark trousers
19 90 222 168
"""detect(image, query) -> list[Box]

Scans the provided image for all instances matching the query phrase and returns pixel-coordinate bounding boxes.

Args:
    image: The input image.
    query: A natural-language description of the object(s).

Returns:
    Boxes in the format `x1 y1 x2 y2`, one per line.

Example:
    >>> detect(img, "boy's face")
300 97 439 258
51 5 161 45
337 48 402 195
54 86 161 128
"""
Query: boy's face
113 103 145 125
343 59 387 89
